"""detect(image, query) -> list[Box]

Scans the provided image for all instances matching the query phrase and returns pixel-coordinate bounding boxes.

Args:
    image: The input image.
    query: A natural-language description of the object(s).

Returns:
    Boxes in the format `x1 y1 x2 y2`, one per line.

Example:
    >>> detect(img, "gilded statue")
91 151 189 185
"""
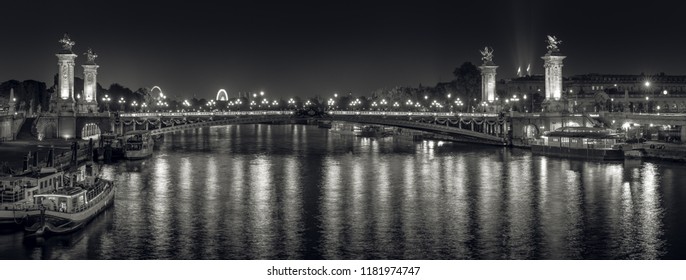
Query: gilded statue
85 48 98 64
546 35 562 53
480 46 494 63
59 33 75 52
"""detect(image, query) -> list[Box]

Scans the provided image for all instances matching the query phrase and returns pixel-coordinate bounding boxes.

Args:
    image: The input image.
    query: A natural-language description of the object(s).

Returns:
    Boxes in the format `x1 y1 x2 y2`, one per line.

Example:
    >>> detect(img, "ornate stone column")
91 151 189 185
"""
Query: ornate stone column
542 55 565 100
53 34 77 113
8 88 16 114
478 47 498 113
80 48 100 113
541 35 568 112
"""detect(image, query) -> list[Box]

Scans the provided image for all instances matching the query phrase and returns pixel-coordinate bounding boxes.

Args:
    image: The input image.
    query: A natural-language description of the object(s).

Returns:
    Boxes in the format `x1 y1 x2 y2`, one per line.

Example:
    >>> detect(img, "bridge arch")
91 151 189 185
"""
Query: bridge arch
81 123 102 140
216 89 228 101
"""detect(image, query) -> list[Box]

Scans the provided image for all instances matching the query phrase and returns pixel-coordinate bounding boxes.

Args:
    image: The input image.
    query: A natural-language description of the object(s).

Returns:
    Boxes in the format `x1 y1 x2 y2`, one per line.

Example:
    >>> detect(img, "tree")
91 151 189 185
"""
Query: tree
453 62 482 109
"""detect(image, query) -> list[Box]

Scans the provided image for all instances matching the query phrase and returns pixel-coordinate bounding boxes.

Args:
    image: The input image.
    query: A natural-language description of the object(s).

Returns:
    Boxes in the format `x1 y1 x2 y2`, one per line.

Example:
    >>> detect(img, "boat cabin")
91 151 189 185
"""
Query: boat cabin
0 169 63 209
536 127 621 149
123 130 151 151
33 178 109 213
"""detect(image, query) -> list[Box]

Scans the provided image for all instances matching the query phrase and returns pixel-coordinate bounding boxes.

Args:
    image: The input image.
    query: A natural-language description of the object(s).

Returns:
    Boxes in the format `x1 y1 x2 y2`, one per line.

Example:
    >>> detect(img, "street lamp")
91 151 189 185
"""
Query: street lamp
206 99 216 111
117 97 126 112
101 94 111 112
511 95 520 112
454 99 464 112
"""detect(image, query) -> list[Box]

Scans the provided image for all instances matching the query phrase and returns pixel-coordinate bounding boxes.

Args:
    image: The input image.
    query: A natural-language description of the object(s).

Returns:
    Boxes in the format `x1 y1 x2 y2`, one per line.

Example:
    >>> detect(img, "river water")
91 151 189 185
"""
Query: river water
1 124 685 259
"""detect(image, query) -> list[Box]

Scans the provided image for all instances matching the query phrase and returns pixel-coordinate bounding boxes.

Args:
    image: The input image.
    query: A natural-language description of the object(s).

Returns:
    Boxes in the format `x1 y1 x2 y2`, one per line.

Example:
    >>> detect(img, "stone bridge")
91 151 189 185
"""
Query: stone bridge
118 110 510 145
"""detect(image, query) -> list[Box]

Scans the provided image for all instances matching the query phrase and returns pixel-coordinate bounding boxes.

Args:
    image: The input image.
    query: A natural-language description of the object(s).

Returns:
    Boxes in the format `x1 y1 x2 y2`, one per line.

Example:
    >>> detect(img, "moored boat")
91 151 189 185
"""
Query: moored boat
123 130 153 160
0 167 64 228
100 133 124 161
317 120 332 129
531 126 624 160
24 163 116 236
357 125 395 138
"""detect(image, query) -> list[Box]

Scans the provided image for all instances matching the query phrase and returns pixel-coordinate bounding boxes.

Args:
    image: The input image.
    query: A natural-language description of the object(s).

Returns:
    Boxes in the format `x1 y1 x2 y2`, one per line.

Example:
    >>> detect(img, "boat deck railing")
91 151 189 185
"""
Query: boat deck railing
42 181 113 215
70 183 113 214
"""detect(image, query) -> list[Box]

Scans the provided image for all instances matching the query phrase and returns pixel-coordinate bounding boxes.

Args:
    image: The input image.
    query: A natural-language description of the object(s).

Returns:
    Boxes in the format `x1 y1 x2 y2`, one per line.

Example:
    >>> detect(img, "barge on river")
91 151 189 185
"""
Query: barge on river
531 127 625 160
123 130 153 160
24 163 115 236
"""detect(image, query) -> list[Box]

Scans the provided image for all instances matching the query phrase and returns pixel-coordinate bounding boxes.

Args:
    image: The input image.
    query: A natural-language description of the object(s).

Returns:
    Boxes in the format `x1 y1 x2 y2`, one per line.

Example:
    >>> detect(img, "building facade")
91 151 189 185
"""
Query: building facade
505 73 686 113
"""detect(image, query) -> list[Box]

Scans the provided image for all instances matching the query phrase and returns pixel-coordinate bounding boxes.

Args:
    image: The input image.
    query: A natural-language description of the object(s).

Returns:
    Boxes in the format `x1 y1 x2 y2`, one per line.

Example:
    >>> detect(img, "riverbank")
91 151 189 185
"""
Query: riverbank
624 141 686 162
0 138 93 170
509 137 686 162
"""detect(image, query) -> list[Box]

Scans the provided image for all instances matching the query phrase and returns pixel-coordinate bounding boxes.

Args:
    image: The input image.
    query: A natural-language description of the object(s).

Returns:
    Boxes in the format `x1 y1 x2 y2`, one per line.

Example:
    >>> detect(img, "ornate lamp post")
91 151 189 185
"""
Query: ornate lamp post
102 94 111 112
118 97 125 112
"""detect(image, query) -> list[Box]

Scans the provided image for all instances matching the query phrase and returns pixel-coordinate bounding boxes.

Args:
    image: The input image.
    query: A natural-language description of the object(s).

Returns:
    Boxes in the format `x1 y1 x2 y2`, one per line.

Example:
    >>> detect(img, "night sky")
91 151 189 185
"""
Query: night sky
2 0 686 100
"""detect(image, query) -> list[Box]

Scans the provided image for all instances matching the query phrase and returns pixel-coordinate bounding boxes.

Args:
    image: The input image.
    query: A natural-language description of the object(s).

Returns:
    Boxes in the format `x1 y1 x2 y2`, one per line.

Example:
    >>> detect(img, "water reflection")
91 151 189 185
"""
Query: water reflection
0 124 682 259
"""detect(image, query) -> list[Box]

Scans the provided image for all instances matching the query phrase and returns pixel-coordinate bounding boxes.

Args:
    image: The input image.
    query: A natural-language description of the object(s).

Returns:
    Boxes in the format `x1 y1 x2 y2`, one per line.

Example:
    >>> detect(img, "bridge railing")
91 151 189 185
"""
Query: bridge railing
120 111 294 118
329 111 500 118
120 110 503 119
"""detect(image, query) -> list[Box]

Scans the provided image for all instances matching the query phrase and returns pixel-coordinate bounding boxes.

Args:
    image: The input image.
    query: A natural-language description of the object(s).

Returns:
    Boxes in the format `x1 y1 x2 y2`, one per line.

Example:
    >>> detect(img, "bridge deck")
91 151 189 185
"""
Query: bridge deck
120 110 508 145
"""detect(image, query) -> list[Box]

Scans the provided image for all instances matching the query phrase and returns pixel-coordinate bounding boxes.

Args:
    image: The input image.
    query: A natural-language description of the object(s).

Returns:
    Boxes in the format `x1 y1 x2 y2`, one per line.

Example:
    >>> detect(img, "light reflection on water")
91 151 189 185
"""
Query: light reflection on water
1 124 684 260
